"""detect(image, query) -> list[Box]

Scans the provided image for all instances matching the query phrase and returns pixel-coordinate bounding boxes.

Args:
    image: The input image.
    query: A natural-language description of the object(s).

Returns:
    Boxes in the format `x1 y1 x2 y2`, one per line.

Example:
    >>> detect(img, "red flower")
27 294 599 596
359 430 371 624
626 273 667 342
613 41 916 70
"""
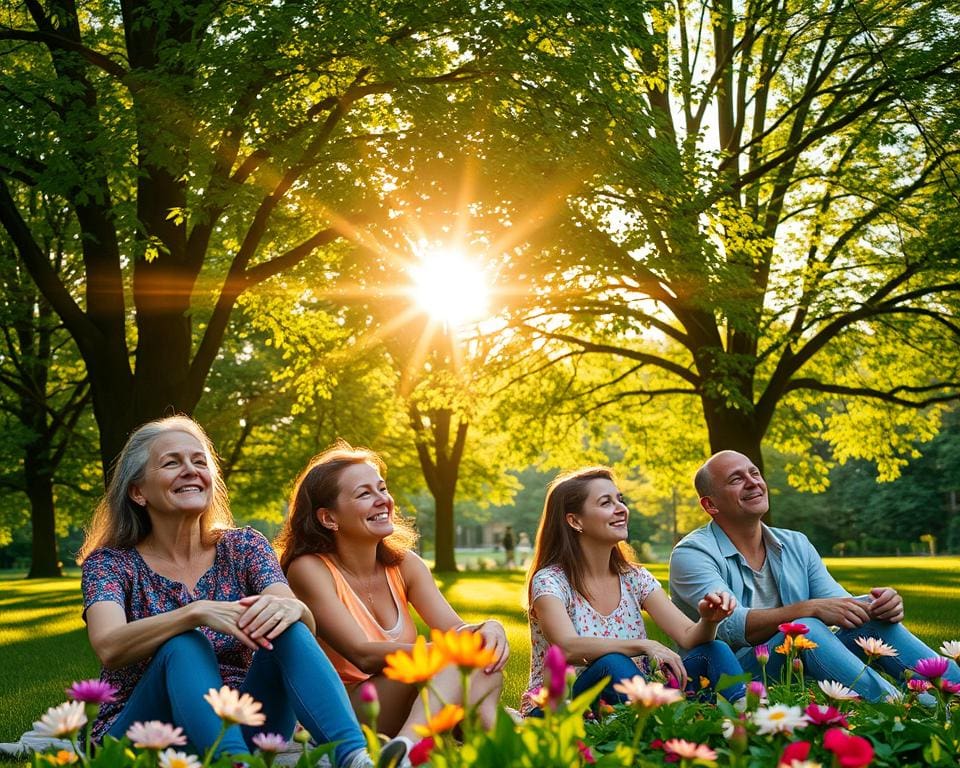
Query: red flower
824 728 874 767
577 740 596 764
778 622 811 636
650 739 664 750
779 741 811 766
804 703 849 727
409 737 435 767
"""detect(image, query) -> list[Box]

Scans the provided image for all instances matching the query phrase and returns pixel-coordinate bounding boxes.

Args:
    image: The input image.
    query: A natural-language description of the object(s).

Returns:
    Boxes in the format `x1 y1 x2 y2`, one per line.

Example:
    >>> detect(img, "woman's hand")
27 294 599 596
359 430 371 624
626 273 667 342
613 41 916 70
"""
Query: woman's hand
697 591 736 623
639 640 687 688
237 594 306 648
476 620 510 674
191 600 260 651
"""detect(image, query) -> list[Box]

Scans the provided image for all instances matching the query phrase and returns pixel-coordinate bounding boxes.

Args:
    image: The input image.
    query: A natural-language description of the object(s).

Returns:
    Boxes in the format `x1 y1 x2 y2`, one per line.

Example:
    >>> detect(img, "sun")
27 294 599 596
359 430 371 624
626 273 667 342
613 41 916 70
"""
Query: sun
408 245 491 328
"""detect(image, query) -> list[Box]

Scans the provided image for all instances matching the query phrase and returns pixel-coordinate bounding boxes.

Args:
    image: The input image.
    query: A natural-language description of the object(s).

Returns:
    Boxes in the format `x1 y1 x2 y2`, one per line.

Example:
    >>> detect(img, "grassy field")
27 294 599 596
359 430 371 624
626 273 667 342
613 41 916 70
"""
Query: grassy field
2 557 960 746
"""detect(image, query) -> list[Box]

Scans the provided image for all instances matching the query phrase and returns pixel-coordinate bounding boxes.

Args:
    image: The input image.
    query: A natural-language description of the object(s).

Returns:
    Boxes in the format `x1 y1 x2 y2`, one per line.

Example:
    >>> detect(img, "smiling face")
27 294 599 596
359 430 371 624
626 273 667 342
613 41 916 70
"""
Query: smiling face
321 461 395 542
568 477 630 544
128 431 212 518
699 451 769 524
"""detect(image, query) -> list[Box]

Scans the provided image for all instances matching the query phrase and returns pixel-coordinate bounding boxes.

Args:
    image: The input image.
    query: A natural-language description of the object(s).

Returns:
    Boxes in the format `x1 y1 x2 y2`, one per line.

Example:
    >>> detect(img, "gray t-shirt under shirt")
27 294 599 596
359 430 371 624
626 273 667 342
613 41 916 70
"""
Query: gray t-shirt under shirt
749 556 782 609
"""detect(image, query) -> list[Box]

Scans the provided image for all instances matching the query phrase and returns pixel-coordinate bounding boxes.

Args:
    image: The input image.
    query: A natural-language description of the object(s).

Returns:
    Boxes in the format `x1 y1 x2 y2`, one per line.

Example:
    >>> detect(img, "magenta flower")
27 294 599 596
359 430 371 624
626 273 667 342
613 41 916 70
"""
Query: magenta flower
754 644 770 665
747 681 767 701
359 682 378 704
778 622 810 636
576 739 596 764
66 680 118 704
804 703 848 727
914 657 950 680
544 645 569 706
938 679 960 695
907 678 931 693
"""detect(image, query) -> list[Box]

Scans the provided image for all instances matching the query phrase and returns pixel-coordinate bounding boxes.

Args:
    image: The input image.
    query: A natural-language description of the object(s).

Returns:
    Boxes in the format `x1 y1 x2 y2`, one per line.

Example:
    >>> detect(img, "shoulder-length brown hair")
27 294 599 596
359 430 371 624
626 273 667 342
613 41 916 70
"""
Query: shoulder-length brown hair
525 466 636 613
277 440 417 572
78 415 233 563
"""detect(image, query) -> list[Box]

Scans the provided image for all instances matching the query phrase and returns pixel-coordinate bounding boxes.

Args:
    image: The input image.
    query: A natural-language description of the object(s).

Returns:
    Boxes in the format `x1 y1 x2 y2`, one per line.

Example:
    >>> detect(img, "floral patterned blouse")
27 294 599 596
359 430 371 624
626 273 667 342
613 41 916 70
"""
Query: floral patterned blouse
521 563 661 715
80 527 285 740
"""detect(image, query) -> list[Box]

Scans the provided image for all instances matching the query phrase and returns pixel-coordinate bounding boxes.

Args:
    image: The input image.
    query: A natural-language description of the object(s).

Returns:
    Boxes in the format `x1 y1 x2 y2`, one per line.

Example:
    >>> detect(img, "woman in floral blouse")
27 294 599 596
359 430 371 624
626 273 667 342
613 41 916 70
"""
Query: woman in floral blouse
79 416 378 768
522 467 745 716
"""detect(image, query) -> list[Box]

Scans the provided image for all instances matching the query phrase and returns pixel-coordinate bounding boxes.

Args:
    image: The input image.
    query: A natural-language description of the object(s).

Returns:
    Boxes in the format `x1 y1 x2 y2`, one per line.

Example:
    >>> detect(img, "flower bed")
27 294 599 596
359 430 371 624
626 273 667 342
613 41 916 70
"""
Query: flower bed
29 629 960 768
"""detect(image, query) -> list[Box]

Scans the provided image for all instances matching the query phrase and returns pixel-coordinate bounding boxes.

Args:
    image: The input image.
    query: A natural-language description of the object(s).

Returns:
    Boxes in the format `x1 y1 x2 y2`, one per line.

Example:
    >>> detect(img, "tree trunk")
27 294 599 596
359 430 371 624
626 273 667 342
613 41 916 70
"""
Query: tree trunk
26 453 61 579
432 482 457 573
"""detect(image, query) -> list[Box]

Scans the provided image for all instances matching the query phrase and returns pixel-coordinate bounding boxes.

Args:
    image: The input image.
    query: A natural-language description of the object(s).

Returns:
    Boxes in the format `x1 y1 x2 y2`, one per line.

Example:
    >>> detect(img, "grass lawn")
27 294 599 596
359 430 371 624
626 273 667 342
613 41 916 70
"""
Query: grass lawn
2 557 960 747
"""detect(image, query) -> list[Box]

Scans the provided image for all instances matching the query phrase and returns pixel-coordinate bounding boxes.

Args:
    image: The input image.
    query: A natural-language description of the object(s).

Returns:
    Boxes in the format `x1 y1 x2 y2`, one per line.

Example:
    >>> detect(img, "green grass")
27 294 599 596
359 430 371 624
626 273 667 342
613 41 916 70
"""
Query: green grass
2 558 960 745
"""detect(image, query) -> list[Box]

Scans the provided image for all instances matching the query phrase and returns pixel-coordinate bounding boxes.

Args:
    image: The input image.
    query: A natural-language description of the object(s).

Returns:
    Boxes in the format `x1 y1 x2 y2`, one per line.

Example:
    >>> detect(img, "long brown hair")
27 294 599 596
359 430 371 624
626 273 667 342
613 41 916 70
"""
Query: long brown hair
78 416 233 562
525 466 636 613
276 440 417 572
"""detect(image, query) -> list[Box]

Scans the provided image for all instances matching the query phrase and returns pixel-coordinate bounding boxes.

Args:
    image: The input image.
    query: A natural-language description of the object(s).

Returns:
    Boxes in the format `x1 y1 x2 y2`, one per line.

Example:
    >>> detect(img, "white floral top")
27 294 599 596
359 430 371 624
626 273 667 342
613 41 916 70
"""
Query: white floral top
521 563 661 715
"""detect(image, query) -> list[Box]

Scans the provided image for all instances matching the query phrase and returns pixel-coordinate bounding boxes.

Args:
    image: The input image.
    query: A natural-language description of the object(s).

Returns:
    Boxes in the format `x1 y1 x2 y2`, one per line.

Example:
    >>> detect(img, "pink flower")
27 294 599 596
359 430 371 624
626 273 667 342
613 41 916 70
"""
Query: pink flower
754 644 770 665
544 645 569 706
907 678 931 693
778 623 810 637
854 637 897 661
126 721 187 750
938 679 960 695
576 740 596 764
779 741 812 766
66 680 118 704
359 682 378 704
823 727 874 768
664 739 717 761
409 737 435 767
804 703 848 727
612 676 684 709
251 733 287 753
203 686 265 726
914 657 950 680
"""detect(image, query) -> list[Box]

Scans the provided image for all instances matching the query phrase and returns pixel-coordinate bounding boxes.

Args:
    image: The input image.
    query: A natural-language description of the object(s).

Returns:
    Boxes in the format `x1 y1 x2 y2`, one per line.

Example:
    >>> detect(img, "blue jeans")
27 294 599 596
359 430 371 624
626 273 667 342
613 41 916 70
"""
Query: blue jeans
106 624 366 767
527 641 745 716
740 618 960 702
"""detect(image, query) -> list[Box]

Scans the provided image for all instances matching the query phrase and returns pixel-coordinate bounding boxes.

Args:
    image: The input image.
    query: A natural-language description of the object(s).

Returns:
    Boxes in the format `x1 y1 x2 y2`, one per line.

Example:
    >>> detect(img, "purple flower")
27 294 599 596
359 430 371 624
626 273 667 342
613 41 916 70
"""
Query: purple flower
66 680 118 704
544 645 569 706
754 645 770 665
914 657 950 680
252 733 287 754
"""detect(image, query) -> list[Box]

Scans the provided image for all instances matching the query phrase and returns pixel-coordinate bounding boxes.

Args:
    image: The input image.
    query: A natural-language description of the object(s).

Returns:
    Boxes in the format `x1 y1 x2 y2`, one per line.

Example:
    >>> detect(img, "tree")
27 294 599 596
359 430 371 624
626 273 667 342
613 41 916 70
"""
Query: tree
478 0 960 479
0 0 508 476
0 193 94 576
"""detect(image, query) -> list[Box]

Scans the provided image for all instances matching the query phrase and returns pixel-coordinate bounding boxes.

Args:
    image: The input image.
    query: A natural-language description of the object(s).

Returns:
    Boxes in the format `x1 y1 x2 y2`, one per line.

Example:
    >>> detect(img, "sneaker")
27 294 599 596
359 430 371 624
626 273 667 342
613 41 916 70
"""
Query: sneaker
377 736 412 768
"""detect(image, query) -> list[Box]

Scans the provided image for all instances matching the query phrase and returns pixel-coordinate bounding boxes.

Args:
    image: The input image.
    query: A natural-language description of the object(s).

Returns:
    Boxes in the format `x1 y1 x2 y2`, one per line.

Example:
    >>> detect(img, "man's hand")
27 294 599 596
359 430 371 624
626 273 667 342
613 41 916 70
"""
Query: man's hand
809 597 872 629
868 587 904 623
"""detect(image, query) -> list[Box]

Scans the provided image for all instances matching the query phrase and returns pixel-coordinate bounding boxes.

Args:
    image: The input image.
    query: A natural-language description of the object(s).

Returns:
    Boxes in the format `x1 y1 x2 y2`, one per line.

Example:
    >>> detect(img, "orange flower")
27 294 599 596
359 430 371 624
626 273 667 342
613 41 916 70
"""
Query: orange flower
384 636 449 684
430 628 497 670
775 636 793 655
792 636 819 651
413 704 464 737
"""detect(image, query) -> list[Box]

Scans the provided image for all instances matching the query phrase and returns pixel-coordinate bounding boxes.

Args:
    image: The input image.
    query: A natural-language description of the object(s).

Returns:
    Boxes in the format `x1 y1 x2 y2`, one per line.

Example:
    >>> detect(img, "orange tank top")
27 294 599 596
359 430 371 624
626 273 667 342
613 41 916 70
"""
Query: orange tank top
315 554 418 685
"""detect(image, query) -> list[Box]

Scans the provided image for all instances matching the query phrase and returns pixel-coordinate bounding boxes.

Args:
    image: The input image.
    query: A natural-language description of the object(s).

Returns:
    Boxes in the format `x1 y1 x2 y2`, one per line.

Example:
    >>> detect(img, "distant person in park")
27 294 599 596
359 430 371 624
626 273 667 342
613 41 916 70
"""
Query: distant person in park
502 525 517 568
279 441 509 753
521 466 745 716
669 450 960 701
78 416 383 768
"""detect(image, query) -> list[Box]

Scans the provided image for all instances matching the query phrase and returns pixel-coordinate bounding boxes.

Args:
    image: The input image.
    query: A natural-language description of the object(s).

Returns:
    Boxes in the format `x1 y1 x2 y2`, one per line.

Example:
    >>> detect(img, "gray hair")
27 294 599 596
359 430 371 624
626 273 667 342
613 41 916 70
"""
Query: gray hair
78 416 233 561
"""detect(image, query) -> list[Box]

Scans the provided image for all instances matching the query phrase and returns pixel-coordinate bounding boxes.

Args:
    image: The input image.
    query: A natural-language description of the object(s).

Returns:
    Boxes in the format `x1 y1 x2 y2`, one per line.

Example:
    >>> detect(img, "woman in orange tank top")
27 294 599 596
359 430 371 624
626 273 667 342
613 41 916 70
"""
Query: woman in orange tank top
278 441 508 756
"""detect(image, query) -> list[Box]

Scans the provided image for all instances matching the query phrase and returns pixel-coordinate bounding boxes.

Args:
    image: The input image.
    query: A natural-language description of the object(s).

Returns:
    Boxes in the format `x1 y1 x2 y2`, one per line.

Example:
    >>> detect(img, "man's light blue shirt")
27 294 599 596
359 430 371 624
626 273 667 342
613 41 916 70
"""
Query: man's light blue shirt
668 520 849 660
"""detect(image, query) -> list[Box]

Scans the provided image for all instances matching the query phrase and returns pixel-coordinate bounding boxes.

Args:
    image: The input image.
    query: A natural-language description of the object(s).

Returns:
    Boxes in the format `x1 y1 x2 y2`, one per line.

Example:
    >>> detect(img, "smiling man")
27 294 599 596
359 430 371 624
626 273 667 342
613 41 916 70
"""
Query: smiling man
668 450 959 701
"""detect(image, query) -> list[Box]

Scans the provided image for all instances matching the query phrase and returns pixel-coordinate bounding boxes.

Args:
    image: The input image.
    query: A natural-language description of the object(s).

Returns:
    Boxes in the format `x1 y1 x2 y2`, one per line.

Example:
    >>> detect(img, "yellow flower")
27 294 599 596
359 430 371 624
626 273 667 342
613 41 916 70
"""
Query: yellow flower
775 636 793 655
430 628 497 670
699 675 710 690
792 636 819 651
413 704 464 737
529 686 549 709
384 636 449 684
44 751 78 765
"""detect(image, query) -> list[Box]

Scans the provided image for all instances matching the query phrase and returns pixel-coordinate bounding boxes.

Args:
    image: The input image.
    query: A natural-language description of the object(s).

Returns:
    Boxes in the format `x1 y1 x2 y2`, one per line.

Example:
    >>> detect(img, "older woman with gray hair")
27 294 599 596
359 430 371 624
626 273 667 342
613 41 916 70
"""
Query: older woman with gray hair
78 416 389 768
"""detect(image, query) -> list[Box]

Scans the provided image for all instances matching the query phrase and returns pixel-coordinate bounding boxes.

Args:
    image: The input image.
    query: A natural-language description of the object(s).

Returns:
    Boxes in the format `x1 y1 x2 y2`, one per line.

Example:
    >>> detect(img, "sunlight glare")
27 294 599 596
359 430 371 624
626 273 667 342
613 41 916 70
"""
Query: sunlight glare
408 245 491 328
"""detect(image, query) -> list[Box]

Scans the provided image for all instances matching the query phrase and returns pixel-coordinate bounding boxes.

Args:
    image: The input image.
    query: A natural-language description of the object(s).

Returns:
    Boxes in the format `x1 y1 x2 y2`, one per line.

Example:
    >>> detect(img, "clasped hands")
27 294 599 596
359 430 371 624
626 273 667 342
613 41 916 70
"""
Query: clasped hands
197 594 305 651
